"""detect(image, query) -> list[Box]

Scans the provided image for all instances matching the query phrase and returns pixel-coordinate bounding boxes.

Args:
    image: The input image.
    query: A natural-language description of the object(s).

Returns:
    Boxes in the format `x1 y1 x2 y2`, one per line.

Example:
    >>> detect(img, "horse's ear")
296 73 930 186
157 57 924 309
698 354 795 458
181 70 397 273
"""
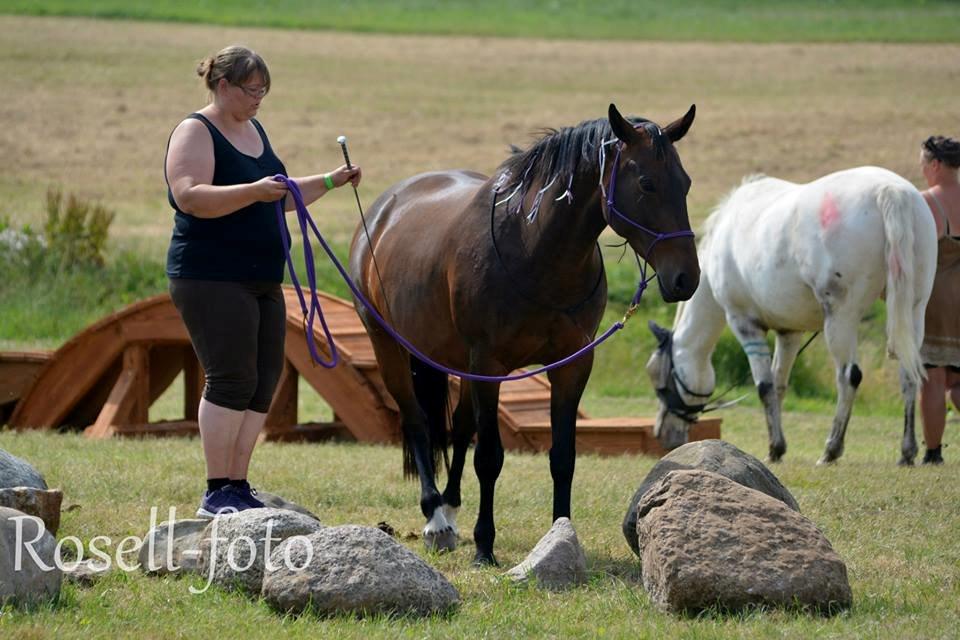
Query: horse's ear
609 103 639 144
648 320 672 348
664 104 696 143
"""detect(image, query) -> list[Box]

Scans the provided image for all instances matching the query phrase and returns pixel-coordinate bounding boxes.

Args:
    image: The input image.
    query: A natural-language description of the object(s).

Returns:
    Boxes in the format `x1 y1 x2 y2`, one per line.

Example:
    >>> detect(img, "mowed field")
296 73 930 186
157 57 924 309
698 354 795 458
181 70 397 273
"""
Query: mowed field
2 14 958 255
1 13 960 639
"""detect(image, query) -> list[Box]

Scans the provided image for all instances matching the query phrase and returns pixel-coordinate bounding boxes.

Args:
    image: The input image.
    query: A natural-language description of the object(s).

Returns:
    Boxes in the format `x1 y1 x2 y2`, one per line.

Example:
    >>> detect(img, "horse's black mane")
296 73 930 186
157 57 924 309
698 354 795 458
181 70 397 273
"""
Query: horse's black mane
495 115 662 218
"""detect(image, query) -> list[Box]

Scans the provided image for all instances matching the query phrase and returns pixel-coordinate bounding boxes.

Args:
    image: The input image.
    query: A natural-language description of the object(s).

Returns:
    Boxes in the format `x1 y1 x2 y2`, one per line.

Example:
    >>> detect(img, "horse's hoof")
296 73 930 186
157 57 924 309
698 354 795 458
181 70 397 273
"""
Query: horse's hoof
767 444 786 462
423 506 458 553
424 528 458 553
472 551 499 568
897 456 915 467
441 504 460 532
816 455 838 466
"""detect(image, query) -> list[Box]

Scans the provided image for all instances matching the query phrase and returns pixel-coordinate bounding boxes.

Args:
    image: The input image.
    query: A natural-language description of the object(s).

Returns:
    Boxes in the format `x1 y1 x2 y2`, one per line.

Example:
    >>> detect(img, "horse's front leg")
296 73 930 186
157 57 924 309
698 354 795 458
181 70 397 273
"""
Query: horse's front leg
470 357 503 567
728 315 785 461
547 355 594 520
898 365 919 466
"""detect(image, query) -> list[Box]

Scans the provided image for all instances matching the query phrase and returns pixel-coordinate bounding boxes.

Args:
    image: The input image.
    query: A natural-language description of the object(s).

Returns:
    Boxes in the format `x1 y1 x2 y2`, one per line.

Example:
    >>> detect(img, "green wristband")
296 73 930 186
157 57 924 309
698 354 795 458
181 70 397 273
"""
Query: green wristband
324 174 335 190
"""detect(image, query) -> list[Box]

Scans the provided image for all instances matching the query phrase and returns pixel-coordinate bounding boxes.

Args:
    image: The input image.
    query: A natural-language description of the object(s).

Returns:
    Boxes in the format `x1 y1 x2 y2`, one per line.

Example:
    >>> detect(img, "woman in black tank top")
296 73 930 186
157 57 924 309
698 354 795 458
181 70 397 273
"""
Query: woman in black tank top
164 46 362 517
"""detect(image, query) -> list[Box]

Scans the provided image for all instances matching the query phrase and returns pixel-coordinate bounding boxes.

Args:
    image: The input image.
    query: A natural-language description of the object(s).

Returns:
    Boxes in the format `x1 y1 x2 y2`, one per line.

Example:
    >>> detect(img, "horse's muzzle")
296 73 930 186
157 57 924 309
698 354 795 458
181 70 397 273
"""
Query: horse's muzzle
653 407 691 450
658 268 700 302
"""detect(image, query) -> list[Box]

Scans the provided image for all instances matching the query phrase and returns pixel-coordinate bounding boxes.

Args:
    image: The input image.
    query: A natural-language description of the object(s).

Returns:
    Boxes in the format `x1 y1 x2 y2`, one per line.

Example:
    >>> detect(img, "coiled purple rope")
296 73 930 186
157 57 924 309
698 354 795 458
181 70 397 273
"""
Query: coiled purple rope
274 175 647 382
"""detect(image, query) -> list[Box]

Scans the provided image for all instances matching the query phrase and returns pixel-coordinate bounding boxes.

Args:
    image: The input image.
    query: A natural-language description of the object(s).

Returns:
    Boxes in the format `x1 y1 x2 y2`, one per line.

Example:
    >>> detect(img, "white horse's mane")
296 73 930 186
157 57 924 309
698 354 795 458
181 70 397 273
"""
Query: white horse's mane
701 173 768 242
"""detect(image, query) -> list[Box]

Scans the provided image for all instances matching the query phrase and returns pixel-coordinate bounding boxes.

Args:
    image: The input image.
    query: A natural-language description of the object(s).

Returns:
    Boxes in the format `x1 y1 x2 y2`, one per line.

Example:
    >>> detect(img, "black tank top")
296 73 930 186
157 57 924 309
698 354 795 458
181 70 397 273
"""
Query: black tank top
165 113 289 282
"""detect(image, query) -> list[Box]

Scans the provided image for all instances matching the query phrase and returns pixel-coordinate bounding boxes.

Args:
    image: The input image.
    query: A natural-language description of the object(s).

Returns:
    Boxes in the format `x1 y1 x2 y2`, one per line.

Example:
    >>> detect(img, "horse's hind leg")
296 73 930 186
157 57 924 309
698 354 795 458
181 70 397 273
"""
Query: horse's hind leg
898 365 919 466
818 309 862 465
727 315 786 461
441 382 475 535
898 302 926 465
409 357 456 551
363 326 454 551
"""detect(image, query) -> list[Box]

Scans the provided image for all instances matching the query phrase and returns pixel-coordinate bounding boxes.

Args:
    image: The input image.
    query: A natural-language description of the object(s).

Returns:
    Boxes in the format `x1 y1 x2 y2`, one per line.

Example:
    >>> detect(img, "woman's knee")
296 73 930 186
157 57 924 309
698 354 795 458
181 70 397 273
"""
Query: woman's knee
204 376 259 411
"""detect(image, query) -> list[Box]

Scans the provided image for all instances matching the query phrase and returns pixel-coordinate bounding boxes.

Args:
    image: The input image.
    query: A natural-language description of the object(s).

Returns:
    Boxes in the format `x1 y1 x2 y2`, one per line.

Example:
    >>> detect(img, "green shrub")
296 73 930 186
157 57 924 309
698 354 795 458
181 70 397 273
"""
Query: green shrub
43 188 115 270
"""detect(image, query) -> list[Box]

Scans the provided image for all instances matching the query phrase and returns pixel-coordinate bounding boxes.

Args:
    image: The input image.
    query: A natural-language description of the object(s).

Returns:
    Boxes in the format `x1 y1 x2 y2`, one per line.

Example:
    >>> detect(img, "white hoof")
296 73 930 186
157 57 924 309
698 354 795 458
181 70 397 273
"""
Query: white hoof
441 504 460 535
423 506 458 553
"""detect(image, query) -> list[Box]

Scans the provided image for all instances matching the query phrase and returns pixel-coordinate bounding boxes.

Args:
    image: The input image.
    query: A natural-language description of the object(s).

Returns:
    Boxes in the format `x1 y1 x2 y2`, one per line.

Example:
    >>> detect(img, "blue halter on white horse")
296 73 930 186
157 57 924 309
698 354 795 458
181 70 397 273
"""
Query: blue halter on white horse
646 166 938 465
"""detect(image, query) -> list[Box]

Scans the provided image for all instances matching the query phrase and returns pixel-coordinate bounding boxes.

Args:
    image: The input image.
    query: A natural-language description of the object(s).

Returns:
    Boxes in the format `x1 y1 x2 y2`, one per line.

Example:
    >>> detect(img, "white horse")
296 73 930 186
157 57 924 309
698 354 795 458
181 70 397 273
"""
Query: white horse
646 166 938 464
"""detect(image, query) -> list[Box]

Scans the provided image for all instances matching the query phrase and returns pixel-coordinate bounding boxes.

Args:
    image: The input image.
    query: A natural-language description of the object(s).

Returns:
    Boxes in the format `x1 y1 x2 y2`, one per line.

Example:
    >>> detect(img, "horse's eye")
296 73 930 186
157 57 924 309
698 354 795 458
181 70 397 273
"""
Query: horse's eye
639 177 657 193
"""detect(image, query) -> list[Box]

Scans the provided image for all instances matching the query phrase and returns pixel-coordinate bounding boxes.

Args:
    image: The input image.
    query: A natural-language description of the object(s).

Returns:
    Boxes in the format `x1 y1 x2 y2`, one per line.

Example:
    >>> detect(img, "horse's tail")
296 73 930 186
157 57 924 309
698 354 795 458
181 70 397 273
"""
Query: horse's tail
877 183 927 386
407 357 451 480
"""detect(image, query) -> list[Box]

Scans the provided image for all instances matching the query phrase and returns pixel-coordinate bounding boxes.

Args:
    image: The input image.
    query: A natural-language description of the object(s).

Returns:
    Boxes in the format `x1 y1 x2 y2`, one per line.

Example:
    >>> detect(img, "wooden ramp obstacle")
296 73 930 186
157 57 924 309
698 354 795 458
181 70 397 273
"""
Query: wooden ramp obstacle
6 288 719 454
0 351 52 424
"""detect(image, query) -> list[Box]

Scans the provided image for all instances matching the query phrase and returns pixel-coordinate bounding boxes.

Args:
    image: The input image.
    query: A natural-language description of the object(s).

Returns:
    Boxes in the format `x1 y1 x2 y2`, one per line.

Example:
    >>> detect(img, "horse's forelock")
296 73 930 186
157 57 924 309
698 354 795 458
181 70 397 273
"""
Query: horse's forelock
637 121 666 160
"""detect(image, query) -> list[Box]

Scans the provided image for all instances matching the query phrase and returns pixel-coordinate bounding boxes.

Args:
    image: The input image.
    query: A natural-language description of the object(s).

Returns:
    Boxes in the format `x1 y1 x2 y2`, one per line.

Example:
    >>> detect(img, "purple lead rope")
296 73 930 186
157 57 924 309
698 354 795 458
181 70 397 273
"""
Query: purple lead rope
274 174 646 382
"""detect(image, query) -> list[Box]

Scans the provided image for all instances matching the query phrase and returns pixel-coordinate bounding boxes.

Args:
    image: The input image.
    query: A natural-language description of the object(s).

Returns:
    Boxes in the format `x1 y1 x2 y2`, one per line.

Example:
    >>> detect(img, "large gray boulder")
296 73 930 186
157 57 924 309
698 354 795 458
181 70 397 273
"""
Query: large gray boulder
0 448 47 490
637 469 851 614
623 439 799 557
0 506 62 607
505 517 587 590
199 508 323 596
262 525 460 617
139 518 211 576
0 487 62 535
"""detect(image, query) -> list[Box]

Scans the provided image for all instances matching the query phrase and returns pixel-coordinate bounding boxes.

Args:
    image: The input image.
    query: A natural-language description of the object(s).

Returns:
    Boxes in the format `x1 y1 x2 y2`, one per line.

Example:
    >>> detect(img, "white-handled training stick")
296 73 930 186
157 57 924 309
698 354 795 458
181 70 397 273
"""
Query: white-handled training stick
338 135 393 320
337 135 352 169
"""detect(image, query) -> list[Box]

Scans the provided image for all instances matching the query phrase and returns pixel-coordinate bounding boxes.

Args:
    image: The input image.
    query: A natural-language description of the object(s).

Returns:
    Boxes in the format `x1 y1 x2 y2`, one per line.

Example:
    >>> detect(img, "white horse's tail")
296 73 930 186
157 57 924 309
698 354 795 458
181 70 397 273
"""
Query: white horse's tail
878 184 926 386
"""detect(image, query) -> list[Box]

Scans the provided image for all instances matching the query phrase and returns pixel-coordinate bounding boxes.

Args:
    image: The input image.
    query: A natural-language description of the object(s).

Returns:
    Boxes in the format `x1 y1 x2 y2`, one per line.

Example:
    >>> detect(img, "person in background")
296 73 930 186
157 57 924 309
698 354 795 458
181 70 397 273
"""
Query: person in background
164 45 361 516
917 135 960 465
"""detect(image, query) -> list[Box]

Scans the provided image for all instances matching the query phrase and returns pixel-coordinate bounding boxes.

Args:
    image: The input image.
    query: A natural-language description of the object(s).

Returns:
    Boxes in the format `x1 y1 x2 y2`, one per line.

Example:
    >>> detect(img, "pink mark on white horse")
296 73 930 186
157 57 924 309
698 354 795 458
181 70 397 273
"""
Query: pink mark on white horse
819 191 842 230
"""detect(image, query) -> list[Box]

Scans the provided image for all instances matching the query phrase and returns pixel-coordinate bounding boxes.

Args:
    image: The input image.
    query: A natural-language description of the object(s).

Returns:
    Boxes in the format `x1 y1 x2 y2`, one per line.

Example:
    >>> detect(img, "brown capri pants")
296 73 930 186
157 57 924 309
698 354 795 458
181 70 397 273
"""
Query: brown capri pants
169 279 286 413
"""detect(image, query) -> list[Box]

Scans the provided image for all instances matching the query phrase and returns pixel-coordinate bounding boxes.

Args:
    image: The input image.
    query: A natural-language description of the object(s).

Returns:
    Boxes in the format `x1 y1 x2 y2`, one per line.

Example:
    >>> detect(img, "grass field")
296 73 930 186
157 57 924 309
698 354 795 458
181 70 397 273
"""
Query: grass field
2 14 958 411
1 12 959 636
4 0 960 43
1 405 958 638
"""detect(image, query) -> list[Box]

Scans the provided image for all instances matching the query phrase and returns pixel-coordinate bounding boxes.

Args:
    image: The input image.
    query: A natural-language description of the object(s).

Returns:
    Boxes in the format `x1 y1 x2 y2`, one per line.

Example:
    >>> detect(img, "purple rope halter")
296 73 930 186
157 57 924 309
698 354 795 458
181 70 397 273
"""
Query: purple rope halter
601 142 696 306
275 142 694 381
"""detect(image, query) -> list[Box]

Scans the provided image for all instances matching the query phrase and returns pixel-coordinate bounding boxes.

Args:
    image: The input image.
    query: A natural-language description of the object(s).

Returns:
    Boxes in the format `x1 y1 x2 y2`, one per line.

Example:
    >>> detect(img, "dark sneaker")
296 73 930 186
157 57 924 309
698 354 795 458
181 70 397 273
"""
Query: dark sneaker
196 486 249 518
922 446 944 465
234 480 266 509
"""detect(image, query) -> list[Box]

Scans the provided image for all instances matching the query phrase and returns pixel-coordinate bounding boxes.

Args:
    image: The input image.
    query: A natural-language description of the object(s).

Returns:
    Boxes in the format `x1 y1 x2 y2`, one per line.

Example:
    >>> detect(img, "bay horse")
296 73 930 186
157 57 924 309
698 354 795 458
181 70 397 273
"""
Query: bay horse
349 104 699 565
645 167 938 465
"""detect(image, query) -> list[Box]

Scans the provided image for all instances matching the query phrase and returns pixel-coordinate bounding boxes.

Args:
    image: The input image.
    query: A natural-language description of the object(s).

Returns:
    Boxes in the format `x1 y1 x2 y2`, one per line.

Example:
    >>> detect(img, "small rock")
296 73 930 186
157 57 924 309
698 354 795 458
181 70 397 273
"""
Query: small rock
637 469 851 614
0 506 61 607
0 448 47 490
199 508 323 596
505 517 587 590
63 559 111 586
0 487 63 536
262 525 460 617
623 439 800 557
139 518 211 576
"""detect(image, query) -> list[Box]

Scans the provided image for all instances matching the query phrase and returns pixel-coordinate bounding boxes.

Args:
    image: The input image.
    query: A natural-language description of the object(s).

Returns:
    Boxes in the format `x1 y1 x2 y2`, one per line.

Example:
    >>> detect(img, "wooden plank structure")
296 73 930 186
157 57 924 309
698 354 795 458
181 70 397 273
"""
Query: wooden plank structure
7 288 720 454
0 351 52 424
